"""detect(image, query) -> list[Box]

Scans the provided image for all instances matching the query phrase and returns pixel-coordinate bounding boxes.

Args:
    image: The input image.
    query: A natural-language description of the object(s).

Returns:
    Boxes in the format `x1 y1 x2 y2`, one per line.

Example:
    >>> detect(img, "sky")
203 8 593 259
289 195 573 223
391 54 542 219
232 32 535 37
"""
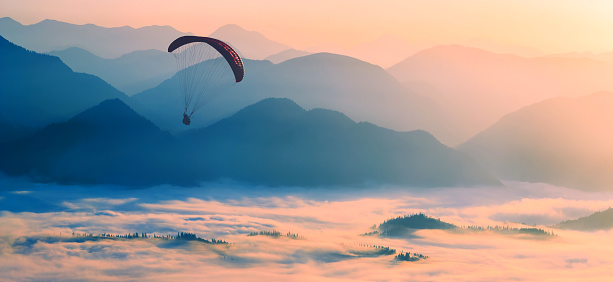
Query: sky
3 0 613 53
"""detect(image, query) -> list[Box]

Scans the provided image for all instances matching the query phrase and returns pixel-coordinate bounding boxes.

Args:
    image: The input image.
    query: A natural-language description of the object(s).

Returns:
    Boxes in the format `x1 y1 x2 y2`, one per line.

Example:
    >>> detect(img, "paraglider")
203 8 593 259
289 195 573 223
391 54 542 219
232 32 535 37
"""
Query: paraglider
168 36 245 125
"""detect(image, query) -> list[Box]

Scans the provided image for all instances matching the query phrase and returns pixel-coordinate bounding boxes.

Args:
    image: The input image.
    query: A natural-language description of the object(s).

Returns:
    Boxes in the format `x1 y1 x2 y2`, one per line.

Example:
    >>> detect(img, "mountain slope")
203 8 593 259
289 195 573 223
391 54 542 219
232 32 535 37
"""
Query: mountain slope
554 208 613 231
48 47 176 95
0 98 499 187
209 24 290 60
133 52 456 145
459 92 613 191
0 99 179 186
0 35 126 128
264 49 311 64
388 45 613 144
0 17 189 58
182 98 501 187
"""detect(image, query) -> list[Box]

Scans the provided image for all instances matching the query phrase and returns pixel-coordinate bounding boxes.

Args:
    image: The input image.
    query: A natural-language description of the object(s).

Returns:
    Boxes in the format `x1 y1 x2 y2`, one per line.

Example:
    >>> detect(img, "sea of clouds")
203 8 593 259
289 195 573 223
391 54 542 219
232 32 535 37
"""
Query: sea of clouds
1 176 613 281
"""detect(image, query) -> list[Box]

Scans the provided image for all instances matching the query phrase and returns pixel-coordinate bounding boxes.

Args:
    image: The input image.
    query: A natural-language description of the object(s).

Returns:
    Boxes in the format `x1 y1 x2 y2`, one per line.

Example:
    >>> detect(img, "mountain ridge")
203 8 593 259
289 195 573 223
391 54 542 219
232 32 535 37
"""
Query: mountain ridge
459 91 613 190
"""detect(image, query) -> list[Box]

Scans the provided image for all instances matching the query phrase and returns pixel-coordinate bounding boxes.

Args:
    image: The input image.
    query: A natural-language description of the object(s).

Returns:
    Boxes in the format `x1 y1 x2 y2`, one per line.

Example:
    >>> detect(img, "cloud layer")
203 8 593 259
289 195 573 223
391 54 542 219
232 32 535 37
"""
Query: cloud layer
1 180 613 281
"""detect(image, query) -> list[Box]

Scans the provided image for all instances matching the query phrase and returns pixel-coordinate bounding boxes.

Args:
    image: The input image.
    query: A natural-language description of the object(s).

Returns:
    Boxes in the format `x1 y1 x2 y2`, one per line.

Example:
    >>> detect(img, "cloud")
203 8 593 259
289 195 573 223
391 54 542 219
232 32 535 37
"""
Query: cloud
2 181 613 280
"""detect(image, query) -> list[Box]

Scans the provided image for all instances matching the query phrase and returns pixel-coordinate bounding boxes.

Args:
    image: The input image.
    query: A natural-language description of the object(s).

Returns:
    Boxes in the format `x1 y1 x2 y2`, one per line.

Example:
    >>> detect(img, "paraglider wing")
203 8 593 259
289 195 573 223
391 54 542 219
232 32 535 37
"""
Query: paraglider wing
168 36 244 82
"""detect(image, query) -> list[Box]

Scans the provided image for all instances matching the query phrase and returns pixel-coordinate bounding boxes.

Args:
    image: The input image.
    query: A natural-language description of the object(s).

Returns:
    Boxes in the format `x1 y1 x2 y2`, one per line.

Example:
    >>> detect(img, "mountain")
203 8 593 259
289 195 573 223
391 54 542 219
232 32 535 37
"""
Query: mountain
545 51 613 64
0 99 179 186
0 35 126 130
388 45 613 145
343 34 428 68
181 98 501 187
306 34 428 68
377 213 456 236
131 58 276 131
0 118 36 144
554 208 613 231
48 47 176 95
0 17 189 58
133 53 457 145
460 38 543 57
264 49 311 64
209 24 290 60
459 92 613 191
0 98 499 187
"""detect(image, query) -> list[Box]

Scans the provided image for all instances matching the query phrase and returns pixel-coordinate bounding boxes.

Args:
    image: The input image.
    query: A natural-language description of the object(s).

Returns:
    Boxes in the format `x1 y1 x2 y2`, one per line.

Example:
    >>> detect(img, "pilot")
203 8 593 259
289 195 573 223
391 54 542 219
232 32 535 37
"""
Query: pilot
182 113 191 126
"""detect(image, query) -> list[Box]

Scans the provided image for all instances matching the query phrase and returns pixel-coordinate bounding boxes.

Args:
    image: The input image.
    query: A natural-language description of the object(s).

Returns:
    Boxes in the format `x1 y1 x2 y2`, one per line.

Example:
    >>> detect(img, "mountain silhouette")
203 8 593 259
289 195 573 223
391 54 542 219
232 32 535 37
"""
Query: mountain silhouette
0 98 499 187
209 24 290 60
133 52 455 145
388 45 613 145
182 98 500 187
48 47 176 95
459 92 613 191
0 99 179 186
0 17 189 58
378 213 456 236
545 51 613 64
305 34 429 69
264 48 311 64
554 208 613 231
132 58 275 131
0 36 126 130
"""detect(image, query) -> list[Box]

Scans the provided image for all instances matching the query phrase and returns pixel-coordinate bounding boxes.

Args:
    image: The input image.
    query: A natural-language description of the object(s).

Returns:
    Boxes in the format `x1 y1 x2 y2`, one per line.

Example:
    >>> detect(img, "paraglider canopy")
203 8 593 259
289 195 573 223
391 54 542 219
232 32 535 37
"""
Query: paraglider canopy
168 36 245 125
168 36 244 83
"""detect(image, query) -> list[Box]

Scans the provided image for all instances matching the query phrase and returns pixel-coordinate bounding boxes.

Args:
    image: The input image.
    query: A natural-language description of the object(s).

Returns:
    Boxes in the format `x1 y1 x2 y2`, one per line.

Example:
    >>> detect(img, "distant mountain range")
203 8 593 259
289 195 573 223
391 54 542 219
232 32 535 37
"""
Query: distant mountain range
460 38 543 58
388 45 613 145
545 51 613 64
0 17 189 58
306 34 428 68
0 35 125 133
459 92 613 191
48 47 176 95
181 98 500 187
554 208 613 231
264 49 311 64
133 52 457 145
209 24 290 60
0 98 500 187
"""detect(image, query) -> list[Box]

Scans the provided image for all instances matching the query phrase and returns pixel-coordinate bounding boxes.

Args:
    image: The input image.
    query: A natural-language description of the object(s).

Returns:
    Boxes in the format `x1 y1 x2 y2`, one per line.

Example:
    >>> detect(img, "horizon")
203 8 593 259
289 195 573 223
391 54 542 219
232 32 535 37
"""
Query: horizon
3 0 613 55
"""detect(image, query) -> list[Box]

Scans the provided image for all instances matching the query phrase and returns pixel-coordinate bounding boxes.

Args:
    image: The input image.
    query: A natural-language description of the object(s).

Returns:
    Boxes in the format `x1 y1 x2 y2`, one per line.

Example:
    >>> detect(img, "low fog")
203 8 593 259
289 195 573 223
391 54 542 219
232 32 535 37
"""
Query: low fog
2 178 613 281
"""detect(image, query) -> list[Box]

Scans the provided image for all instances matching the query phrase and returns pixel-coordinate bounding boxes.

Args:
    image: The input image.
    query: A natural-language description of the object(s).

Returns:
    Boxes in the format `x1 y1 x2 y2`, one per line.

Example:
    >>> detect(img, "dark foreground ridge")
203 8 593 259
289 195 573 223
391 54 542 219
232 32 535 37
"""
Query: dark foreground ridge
0 97 500 187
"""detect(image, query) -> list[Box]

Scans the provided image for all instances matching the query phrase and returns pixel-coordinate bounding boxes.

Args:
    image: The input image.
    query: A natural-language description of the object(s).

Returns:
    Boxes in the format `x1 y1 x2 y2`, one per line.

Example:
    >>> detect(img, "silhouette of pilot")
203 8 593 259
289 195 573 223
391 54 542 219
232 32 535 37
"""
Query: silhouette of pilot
183 113 191 125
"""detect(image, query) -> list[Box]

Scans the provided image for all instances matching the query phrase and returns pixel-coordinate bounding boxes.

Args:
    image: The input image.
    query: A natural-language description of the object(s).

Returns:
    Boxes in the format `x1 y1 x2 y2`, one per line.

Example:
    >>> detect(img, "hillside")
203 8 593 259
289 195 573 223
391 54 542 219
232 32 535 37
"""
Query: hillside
0 99 179 186
0 98 499 187
459 92 613 191
0 35 126 129
181 98 500 187
133 52 457 145
554 208 613 231
209 24 290 60
264 49 311 64
388 45 613 145
0 17 189 58
378 213 457 234
48 47 176 95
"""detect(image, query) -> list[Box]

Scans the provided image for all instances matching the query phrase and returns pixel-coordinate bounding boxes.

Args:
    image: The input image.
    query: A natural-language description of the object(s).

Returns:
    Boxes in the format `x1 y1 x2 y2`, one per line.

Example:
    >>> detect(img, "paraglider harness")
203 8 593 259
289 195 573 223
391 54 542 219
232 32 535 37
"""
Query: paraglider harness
182 112 191 126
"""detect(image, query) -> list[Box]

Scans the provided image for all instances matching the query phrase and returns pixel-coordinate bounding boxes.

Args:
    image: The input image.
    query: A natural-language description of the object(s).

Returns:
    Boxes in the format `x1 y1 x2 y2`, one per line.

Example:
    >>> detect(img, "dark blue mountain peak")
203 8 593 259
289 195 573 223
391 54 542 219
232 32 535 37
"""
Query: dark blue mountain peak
70 98 161 133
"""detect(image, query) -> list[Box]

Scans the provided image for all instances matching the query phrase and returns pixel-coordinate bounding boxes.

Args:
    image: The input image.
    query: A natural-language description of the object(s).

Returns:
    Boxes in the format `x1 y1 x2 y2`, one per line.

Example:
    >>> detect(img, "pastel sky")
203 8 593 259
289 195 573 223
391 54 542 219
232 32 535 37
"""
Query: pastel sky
3 0 613 53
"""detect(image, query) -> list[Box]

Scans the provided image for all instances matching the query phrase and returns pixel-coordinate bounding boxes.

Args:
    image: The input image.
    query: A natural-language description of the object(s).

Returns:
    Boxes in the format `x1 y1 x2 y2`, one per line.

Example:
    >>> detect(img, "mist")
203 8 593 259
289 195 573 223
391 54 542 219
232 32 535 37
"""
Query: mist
2 178 613 281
